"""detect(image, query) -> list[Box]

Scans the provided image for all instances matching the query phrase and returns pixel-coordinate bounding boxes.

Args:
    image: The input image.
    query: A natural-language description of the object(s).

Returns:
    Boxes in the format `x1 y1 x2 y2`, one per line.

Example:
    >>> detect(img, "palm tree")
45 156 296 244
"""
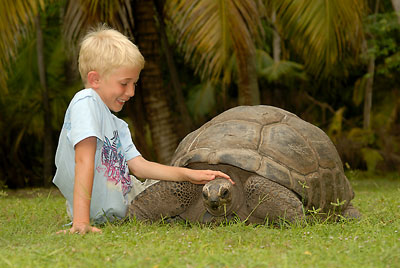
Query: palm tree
0 0 44 94
165 0 265 105
0 0 59 185
131 0 180 163
165 0 366 106
35 13 54 185
271 0 366 77
391 0 400 23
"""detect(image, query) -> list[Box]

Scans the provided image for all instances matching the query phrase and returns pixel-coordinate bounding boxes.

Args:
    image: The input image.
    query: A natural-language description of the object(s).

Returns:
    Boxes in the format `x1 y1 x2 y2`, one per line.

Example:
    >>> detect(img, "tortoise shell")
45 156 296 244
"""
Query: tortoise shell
171 105 354 212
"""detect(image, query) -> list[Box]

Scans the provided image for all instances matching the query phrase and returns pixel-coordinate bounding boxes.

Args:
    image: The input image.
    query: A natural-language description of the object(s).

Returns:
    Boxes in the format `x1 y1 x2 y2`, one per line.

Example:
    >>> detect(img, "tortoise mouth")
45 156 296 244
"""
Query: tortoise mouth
204 201 231 217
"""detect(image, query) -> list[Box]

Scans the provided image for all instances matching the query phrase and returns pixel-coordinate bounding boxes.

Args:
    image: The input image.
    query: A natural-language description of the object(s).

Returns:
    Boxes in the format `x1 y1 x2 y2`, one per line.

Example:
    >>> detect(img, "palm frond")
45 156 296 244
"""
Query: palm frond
165 0 264 84
270 0 366 77
0 0 44 93
5 25 78 149
187 81 218 120
256 49 307 83
63 0 134 51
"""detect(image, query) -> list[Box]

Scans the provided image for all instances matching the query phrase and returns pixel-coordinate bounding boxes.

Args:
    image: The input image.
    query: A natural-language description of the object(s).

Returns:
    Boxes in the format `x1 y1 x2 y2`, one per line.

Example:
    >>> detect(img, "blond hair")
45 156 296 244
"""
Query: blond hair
78 25 145 85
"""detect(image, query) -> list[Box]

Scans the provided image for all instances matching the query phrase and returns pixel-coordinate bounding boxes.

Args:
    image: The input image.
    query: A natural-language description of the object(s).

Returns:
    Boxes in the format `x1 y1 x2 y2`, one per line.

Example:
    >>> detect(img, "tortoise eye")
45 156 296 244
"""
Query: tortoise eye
221 188 229 198
202 191 208 199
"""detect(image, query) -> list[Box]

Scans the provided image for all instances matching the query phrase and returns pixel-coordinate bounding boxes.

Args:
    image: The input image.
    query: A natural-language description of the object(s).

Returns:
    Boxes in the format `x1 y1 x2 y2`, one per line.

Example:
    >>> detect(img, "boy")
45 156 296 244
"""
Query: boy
53 25 232 234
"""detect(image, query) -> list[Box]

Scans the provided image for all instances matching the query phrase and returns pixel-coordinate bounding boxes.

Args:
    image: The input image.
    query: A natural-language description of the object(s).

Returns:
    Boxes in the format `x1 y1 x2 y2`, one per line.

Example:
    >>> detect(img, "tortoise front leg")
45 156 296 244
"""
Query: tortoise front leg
129 181 201 222
244 175 304 223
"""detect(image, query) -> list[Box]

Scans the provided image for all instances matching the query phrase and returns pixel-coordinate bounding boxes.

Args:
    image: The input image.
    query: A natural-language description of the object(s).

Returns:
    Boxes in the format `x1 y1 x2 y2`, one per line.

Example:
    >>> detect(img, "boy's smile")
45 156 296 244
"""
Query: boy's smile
91 66 141 112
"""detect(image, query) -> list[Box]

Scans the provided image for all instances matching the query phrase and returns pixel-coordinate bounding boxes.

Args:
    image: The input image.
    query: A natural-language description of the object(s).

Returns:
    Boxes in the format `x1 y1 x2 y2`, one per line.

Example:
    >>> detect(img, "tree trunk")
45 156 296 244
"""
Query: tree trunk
270 8 285 108
363 0 379 130
363 56 375 130
272 10 281 63
125 89 155 161
154 0 193 136
132 0 179 164
35 14 53 186
391 0 400 24
235 43 260 106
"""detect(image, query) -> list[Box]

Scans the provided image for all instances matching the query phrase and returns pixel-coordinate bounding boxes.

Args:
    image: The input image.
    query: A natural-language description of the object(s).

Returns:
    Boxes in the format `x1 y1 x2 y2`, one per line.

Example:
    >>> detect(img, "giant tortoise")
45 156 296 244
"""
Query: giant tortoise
129 105 360 224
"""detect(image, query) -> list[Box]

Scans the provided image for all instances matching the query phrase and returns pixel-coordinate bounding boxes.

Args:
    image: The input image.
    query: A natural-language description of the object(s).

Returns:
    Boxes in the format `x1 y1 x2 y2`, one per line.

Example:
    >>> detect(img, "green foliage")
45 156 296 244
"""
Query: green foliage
327 107 346 142
0 2 80 187
361 148 384 173
333 91 400 173
272 0 366 77
1 176 400 267
359 9 400 92
353 74 368 107
63 0 134 45
0 0 45 92
321 5 400 173
347 128 375 147
365 12 400 63
165 0 264 84
255 49 307 83
379 51 400 76
186 81 218 121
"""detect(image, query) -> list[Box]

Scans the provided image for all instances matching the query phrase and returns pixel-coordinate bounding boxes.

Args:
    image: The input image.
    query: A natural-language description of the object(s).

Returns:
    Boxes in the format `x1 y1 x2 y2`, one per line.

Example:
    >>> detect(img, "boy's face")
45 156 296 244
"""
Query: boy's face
93 66 141 112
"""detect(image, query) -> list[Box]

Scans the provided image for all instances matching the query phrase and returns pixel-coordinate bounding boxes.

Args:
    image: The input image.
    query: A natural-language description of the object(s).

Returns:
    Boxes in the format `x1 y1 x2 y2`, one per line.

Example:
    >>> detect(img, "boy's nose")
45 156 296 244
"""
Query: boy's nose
126 84 135 97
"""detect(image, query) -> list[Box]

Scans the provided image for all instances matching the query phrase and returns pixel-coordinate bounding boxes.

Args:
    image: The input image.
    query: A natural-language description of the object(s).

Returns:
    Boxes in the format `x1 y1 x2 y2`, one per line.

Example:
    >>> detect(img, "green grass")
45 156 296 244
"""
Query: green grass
1 173 400 268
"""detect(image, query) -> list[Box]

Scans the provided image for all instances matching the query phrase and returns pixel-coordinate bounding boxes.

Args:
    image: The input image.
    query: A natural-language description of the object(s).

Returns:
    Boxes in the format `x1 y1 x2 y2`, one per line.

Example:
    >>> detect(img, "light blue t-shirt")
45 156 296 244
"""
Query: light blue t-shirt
53 88 141 223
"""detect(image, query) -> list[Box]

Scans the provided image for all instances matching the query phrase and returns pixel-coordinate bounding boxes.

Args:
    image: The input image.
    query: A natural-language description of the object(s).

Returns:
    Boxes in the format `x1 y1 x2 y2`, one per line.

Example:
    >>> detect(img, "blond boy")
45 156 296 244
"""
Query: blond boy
53 26 232 234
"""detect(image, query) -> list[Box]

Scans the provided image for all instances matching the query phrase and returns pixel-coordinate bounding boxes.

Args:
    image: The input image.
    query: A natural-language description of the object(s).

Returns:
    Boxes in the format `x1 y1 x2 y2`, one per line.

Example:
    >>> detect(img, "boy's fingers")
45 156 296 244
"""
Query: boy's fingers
213 171 235 185
92 227 102 233
56 226 101 235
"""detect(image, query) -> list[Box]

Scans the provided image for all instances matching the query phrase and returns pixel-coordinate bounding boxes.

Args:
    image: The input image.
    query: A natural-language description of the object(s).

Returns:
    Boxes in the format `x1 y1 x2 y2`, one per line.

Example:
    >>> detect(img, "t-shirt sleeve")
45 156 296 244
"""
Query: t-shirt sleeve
67 96 103 147
114 116 141 161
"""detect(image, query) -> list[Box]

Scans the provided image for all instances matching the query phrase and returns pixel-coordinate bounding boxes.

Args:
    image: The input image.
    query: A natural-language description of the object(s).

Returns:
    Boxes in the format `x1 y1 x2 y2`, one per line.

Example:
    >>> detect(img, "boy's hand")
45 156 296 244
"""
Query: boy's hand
186 169 234 185
56 223 102 235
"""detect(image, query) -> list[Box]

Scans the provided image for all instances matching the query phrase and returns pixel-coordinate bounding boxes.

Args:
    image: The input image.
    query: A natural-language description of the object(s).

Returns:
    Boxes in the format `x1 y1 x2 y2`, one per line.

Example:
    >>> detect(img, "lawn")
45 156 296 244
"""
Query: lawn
1 172 399 268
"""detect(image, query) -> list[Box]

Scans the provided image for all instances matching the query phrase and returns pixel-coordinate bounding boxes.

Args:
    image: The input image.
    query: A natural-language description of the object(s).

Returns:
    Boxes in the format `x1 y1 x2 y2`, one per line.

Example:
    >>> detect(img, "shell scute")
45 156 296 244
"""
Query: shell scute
211 105 287 125
259 124 317 174
320 170 335 210
194 121 261 151
304 172 322 209
214 149 263 172
290 171 311 205
285 117 340 169
257 157 292 190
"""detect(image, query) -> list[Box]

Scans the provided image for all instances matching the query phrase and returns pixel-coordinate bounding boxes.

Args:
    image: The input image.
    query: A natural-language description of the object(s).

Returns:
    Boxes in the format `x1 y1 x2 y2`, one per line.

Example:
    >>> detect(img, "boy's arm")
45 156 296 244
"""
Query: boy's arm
127 156 233 185
57 137 101 234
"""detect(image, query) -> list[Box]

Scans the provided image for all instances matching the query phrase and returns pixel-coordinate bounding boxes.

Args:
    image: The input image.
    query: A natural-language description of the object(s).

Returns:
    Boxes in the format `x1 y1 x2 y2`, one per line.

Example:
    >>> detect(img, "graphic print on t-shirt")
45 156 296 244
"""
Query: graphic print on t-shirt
97 131 132 195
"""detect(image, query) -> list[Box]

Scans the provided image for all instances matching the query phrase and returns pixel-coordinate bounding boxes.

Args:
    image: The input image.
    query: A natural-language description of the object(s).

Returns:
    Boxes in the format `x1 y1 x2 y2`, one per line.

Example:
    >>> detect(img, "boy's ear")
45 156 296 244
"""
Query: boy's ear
87 71 101 89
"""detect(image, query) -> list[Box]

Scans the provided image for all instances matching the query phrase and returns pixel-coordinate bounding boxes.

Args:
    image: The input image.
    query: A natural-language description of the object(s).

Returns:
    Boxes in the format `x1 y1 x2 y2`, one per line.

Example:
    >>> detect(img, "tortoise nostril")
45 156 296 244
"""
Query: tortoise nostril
210 201 219 210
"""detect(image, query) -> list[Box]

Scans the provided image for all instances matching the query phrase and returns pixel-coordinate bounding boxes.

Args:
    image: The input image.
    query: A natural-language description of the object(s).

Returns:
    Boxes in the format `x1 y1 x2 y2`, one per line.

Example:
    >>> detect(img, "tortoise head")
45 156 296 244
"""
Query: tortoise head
202 178 234 217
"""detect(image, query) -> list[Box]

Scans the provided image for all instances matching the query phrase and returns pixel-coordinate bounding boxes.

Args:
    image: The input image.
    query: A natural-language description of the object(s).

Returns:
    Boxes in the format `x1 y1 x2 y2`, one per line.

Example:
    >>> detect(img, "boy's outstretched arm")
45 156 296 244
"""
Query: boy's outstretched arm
127 156 233 185
57 137 102 235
